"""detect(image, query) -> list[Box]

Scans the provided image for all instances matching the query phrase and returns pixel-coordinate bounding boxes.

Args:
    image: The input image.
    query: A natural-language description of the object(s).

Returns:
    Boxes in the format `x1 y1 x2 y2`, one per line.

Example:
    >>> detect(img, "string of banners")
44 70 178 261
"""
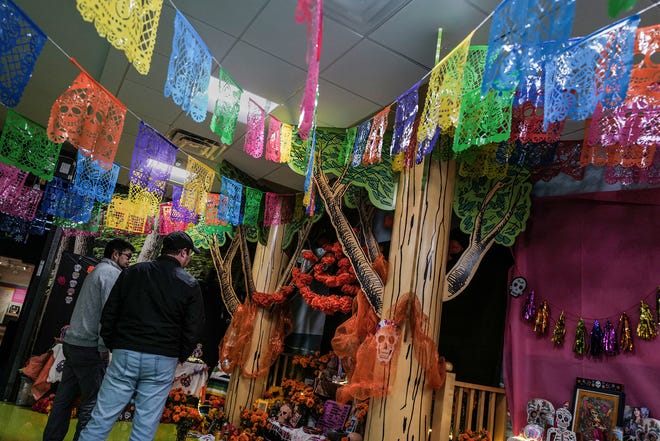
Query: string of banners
1 0 659 240
517 282 660 357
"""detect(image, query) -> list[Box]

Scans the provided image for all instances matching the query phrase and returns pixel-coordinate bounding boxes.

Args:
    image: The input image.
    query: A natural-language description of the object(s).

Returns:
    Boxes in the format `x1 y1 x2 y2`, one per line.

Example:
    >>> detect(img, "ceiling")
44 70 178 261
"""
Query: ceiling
7 0 660 193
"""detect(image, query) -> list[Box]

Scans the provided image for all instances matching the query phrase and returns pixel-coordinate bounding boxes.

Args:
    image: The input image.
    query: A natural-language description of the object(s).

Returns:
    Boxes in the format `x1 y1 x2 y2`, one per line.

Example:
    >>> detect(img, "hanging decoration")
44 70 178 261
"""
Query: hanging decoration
180 157 214 215
242 187 263 226
481 0 575 94
0 169 42 221
170 185 199 224
263 192 295 227
403 119 419 169
589 320 603 357
582 24 660 169
265 115 282 162
218 176 242 226
158 202 188 235
164 11 212 123
291 244 360 315
75 0 163 75
202 193 222 227
533 301 549 335
127 183 160 217
636 300 658 340
47 64 127 170
0 0 46 107
602 320 618 356
458 143 509 180
453 46 514 152
340 127 356 166
619 312 634 352
279 123 293 163
608 0 638 18
40 177 94 223
391 82 420 156
657 287 660 325
573 318 587 355
510 102 565 145
551 310 566 346
105 195 150 234
210 68 242 145
129 122 177 199
522 290 537 322
544 15 640 128
351 120 371 167
363 106 390 165
416 32 474 160
55 203 103 236
0 110 62 181
303 127 316 209
529 141 584 183
72 151 119 204
244 98 265 158
604 152 660 186
295 0 323 140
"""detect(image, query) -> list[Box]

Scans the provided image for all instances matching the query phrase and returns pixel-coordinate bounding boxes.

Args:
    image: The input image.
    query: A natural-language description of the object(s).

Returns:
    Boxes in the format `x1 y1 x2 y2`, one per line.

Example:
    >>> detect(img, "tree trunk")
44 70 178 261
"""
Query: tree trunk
73 235 94 256
225 224 288 425
137 229 162 263
314 168 384 315
208 234 241 316
444 241 491 301
365 158 456 441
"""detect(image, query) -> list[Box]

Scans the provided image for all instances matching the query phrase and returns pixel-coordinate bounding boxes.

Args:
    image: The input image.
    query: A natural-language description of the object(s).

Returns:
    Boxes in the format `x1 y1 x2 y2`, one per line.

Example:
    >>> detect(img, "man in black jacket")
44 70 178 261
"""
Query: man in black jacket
79 231 205 441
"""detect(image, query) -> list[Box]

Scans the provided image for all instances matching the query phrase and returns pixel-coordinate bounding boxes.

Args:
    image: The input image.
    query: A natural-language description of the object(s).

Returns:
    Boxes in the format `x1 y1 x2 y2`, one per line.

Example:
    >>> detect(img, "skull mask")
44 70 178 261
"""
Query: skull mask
527 398 555 428
510 276 528 297
375 320 400 364
555 407 572 430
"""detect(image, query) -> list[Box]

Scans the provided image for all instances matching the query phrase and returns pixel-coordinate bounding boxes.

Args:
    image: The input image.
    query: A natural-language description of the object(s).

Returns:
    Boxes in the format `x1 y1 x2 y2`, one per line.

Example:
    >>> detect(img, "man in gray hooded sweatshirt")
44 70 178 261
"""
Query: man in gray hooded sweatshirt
43 238 135 441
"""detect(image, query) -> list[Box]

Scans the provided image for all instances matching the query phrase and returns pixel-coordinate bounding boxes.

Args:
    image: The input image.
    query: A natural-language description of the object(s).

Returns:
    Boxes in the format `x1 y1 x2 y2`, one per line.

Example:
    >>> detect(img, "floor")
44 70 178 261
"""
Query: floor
0 402 176 441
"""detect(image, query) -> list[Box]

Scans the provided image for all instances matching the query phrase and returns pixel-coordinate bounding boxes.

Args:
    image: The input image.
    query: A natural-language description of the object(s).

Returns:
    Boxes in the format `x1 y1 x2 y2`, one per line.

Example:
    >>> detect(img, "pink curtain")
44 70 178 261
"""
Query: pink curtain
504 188 660 434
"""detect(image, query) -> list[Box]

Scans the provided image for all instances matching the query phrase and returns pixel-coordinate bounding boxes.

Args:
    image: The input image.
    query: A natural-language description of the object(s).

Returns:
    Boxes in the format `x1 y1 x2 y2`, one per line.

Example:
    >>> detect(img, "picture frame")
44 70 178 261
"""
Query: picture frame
572 378 625 441
255 399 269 413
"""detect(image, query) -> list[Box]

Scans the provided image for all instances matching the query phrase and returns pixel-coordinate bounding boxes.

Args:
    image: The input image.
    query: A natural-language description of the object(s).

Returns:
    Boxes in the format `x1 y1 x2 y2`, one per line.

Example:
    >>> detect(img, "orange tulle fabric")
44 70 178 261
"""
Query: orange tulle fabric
217 301 293 379
334 292 446 403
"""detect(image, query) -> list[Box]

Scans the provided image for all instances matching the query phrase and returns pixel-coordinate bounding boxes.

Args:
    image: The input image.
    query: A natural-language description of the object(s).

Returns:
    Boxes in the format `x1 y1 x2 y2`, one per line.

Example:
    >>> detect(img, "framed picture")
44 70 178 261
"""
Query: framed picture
573 378 625 441
255 399 269 413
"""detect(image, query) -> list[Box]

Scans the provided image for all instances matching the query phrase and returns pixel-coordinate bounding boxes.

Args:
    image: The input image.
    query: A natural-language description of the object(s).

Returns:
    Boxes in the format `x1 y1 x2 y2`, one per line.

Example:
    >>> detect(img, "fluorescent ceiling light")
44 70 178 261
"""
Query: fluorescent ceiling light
206 76 280 125
145 158 195 185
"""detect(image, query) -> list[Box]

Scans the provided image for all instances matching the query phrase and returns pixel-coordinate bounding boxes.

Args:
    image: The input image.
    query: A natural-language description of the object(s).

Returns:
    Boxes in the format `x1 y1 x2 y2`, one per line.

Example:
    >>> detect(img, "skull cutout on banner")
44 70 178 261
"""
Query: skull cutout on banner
510 276 528 297
375 319 400 364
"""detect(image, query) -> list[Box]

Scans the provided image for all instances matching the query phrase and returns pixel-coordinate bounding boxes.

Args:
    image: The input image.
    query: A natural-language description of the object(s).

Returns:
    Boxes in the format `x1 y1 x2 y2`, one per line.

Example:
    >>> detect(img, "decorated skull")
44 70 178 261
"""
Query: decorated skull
375 319 400 364
527 398 555 428
510 276 528 297
555 407 572 430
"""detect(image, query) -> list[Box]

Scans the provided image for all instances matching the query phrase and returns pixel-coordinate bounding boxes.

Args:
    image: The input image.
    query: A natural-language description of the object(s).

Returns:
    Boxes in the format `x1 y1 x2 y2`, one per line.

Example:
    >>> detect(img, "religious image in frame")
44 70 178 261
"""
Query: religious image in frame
572 378 625 441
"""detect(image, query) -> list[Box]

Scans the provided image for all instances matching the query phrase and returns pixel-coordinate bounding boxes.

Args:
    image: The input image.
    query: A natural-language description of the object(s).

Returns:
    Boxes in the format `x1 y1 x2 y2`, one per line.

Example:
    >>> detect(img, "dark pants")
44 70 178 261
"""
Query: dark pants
42 343 107 441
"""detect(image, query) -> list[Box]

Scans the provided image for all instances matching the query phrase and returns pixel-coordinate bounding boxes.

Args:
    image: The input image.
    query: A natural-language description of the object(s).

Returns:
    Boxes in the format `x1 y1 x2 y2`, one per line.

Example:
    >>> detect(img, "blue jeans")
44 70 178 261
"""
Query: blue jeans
78 349 178 441
43 343 107 441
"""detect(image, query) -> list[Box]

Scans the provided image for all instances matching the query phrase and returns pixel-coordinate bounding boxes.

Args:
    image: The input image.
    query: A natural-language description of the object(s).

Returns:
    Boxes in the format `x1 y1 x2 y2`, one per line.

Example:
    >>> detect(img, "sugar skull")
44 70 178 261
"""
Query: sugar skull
375 319 400 364
527 398 555 428
510 276 528 297
555 407 572 430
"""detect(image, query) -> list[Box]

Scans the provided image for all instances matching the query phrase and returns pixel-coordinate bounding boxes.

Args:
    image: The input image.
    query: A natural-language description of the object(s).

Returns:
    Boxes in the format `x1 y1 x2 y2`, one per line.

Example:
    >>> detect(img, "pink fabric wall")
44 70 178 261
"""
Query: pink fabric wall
504 188 660 434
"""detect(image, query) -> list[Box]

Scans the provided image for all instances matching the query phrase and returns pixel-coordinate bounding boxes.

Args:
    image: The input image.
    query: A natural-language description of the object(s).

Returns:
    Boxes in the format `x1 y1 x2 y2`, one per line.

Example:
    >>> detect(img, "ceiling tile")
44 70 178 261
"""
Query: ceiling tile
220 144 284 182
260 165 306 191
172 0 270 38
242 0 362 69
124 52 171 93
117 79 183 125
321 39 428 106
221 41 307 104
370 0 487 69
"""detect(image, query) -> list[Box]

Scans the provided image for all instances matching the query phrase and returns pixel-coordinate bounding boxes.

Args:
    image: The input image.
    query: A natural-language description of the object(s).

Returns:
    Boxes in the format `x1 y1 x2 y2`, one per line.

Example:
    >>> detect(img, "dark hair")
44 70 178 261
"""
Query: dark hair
104 239 135 259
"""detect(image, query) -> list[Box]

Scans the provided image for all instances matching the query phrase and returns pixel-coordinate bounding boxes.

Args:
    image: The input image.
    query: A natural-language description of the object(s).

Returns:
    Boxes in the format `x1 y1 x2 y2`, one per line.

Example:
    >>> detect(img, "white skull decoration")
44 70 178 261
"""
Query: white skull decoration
527 398 555 428
555 407 572 430
510 276 528 297
375 320 400 364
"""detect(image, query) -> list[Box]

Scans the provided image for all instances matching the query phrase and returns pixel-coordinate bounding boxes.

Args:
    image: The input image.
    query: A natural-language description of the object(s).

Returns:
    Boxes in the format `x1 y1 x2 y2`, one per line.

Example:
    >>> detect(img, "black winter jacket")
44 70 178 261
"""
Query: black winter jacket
101 255 205 361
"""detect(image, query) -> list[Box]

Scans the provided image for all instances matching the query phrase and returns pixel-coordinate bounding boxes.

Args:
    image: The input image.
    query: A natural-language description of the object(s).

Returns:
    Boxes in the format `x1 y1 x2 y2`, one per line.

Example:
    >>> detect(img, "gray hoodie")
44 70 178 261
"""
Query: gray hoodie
63 258 122 352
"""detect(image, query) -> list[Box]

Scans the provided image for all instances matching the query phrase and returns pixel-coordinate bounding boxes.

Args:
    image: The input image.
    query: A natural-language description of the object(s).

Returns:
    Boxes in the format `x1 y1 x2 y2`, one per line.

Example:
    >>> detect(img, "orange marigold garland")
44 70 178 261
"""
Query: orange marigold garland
292 241 361 315
251 285 295 308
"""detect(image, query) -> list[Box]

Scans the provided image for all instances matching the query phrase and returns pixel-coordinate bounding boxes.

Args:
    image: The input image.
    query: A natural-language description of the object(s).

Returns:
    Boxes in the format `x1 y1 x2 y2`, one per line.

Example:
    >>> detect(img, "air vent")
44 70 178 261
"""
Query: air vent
167 128 228 162
324 0 414 34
